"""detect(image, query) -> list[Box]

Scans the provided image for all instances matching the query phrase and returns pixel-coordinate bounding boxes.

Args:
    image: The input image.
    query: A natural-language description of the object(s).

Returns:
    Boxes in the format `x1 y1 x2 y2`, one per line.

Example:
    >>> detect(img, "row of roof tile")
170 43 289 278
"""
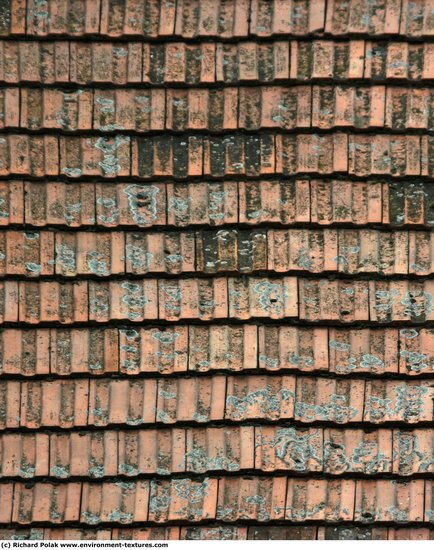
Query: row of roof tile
1 134 434 178
0 278 433 324
6 525 434 541
0 426 433 478
1 325 432 377
1 228 432 277
1 375 433 428
1 526 434 541
2 40 434 85
1 0 433 38
3 85 434 131
3 180 433 228
0 229 434 278
1 477 434 525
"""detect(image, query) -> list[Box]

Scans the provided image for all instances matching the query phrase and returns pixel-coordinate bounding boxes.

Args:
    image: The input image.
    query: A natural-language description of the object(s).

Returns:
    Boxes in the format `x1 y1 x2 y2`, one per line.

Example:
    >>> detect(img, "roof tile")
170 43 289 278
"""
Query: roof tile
248 526 319 539
354 479 425 523
148 478 218 523
118 429 186 476
6 426 433 479
11 179 433 229
285 478 355 521
217 476 287 522
80 481 149 524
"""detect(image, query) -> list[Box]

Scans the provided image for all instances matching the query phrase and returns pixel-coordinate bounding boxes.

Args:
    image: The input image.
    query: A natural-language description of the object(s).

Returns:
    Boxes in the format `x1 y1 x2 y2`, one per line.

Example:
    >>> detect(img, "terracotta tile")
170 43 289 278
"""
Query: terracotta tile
409 231 434 275
89 280 158 323
276 134 348 175
325 0 401 35
186 426 254 473
290 40 365 80
388 528 434 541
70 42 143 85
96 182 166 227
0 381 21 428
225 375 295 421
148 478 218 522
295 377 365 424
20 380 89 428
196 229 267 273
60 136 131 178
118 429 185 476
249 526 318 540
365 42 432 81
393 429 434 475
125 231 195 274
424 481 434 522
384 182 434 227
299 278 369 323
1 0 434 539
181 526 247 540
228 276 298 320
12 482 81 523
312 85 386 129
268 228 338 273
318 527 388 540
0 433 49 477
217 476 287 521
385 87 432 130
114 527 180 540
400 0 434 37
311 180 383 225
399 328 434 376
9 0 434 39
239 179 310 225
0 0 26 35
335 229 409 275
0 132 432 180
369 280 434 323
364 380 434 423
0 88 19 128
26 0 100 36
81 481 149 524
355 479 424 523
20 88 93 131
94 89 165 132
167 181 238 227
188 325 258 372
50 431 118 478
50 328 119 375
119 326 188 375
255 426 323 472
0 231 54 277
18 281 88 324
25 182 96 227
55 232 125 277
0 329 50 376
158 278 228 321
0 181 24 225
328 328 399 375
0 281 19 322
258 326 328 372
0 135 59 177
43 529 112 540
285 478 355 521
20 180 413 229
323 428 393 474
88 379 157 427
0 484 14 523
156 376 226 424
